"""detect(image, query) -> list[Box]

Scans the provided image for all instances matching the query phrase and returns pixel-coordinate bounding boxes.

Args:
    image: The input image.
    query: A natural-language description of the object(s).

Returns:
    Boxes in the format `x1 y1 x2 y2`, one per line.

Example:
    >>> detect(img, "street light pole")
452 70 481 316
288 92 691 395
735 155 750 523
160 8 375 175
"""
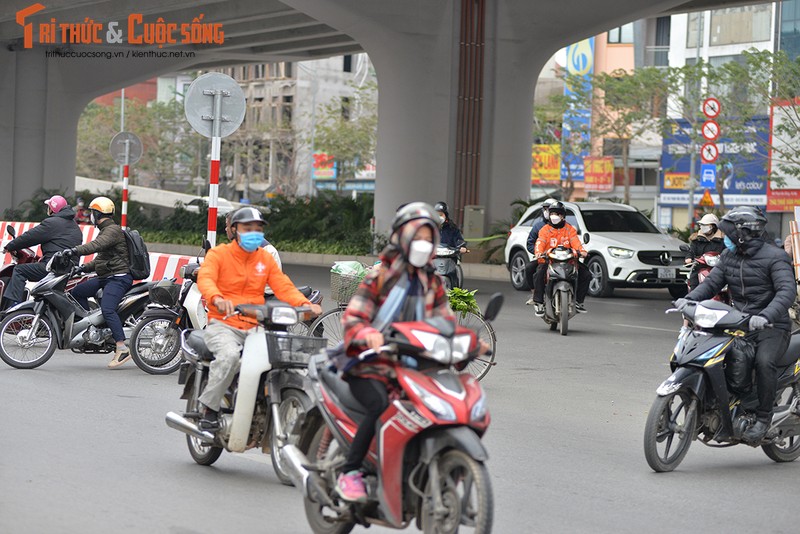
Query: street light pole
687 10 703 230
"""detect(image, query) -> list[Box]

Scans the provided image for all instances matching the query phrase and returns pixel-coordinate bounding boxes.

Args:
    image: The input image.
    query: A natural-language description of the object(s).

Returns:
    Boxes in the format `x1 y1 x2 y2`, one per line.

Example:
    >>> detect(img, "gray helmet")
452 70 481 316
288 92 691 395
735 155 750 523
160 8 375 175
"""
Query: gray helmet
392 202 438 233
230 206 266 226
720 206 766 242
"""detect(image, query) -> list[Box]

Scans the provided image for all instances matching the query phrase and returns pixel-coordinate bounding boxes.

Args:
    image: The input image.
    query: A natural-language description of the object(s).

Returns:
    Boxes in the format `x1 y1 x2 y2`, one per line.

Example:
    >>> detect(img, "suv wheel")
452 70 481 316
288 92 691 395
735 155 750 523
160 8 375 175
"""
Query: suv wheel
509 250 530 291
587 256 614 298
668 285 688 299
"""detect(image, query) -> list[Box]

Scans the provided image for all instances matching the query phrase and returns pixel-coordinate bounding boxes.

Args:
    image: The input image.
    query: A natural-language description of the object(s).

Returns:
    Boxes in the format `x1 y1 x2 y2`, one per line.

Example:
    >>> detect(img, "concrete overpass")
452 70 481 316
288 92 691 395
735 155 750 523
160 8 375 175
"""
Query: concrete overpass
0 0 761 233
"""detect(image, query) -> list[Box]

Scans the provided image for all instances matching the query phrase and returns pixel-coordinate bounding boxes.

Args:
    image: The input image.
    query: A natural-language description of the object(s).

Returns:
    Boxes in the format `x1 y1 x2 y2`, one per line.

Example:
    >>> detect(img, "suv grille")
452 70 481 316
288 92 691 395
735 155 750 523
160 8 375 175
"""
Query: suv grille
637 251 685 267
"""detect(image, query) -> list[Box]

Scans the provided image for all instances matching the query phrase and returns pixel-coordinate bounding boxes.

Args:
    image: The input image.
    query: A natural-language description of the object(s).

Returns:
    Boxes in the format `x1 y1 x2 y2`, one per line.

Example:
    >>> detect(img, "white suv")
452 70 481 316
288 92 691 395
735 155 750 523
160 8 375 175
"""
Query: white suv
504 201 690 298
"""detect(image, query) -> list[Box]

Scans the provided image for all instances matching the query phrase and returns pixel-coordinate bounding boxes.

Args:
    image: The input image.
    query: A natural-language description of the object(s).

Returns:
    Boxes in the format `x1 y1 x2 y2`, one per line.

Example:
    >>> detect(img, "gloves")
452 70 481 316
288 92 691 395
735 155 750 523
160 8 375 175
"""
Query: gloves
673 298 691 312
749 315 769 330
62 248 76 257
74 264 86 275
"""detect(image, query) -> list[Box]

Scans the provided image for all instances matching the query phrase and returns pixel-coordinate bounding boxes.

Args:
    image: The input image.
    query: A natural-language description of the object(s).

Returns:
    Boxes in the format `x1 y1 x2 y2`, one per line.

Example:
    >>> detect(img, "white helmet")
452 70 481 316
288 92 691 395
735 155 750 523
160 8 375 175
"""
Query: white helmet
698 213 719 226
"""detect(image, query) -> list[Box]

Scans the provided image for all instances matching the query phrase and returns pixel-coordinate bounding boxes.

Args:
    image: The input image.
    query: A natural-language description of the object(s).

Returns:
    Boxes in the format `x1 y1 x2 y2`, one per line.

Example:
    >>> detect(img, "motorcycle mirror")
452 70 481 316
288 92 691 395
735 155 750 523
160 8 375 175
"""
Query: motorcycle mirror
203 239 211 252
7 226 16 238
679 244 690 253
583 233 589 244
483 293 504 322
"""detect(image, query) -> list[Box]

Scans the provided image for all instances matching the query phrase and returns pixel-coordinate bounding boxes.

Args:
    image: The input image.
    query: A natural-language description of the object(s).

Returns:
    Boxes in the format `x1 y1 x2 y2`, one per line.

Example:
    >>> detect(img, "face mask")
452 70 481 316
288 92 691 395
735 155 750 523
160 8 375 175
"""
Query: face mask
699 224 713 235
408 240 434 268
437 214 445 224
550 215 563 225
238 231 263 253
723 235 736 252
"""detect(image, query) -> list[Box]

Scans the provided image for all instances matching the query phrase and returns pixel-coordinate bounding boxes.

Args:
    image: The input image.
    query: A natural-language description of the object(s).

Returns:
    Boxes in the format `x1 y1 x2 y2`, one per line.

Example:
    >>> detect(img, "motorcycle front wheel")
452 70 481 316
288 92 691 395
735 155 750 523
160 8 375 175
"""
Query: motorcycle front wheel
421 449 493 534
303 423 355 534
130 315 183 375
270 388 314 486
558 291 569 336
186 374 223 466
643 390 696 472
762 385 800 462
0 311 56 369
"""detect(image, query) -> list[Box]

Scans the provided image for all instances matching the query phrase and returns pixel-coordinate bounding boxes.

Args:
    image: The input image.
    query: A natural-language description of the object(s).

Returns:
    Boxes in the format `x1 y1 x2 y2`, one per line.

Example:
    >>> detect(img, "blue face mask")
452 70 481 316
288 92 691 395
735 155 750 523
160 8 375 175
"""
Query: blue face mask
723 235 737 252
238 231 263 253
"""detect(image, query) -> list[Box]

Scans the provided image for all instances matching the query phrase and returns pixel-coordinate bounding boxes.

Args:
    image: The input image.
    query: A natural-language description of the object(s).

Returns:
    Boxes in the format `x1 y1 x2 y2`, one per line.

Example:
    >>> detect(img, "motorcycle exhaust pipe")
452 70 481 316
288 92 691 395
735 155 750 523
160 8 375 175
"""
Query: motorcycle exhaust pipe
165 411 215 443
281 444 335 507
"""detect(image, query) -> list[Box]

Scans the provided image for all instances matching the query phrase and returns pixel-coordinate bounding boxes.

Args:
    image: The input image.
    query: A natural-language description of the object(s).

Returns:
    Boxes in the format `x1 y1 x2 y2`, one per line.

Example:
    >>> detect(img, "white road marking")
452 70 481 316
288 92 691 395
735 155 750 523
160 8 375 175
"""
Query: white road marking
612 324 676 333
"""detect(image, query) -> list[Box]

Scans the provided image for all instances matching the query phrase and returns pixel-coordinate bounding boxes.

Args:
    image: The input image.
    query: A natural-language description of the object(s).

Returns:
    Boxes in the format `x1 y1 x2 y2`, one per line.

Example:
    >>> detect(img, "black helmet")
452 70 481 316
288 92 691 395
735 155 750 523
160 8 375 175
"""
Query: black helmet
434 201 449 219
720 206 766 242
392 202 438 233
230 206 266 226
548 201 566 217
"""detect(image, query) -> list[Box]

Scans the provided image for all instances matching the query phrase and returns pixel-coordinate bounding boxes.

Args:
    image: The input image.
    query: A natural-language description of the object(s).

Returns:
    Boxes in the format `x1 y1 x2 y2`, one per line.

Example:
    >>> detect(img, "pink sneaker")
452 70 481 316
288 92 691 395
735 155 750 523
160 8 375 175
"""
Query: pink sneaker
336 470 367 502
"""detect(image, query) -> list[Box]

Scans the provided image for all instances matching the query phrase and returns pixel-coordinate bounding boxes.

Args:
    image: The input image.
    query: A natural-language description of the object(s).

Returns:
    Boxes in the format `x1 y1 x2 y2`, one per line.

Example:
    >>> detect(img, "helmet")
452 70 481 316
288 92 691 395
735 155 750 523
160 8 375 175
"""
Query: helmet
548 201 566 217
698 213 719 226
392 202 438 233
230 206 266 226
720 206 767 242
433 201 449 219
542 198 558 209
44 195 68 214
89 196 115 215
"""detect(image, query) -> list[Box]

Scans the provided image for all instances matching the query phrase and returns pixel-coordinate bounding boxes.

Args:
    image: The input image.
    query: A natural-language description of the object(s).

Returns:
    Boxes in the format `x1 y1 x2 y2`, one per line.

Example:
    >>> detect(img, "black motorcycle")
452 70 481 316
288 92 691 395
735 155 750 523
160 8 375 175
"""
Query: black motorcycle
0 254 155 369
433 243 465 290
644 299 800 472
539 246 579 336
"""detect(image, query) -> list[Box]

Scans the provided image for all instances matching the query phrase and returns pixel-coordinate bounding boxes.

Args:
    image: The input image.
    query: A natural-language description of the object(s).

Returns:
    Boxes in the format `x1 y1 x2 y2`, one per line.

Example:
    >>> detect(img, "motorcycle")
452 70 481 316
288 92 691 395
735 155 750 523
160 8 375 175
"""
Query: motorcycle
165 302 326 486
433 243 465 290
0 226 40 311
539 246 579 336
0 254 156 369
643 299 800 472
278 293 504 534
686 251 730 304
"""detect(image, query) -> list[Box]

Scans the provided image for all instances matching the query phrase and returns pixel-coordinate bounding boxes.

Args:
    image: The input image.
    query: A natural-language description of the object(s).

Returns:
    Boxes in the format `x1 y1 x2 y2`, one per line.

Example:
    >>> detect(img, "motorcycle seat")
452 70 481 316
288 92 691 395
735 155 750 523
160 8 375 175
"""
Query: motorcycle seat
297 286 312 298
319 365 368 422
186 330 215 361
778 333 800 367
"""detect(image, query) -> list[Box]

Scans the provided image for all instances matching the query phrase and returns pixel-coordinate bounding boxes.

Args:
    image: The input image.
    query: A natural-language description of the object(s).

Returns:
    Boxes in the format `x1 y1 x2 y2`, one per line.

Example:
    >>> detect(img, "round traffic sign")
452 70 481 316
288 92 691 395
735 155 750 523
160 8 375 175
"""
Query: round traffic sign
109 131 143 165
702 97 721 119
701 120 720 141
184 72 246 138
700 142 719 163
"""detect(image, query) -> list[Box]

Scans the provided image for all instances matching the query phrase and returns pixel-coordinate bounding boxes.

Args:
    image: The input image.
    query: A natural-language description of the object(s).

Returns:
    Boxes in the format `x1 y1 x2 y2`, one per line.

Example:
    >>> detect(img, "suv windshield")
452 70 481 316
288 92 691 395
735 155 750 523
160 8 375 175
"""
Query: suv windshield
580 209 659 233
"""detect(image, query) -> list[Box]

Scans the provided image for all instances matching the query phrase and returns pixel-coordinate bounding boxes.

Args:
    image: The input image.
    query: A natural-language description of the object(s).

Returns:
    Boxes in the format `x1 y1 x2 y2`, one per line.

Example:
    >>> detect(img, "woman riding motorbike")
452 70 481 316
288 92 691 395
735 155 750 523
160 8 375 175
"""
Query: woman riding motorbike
686 213 726 290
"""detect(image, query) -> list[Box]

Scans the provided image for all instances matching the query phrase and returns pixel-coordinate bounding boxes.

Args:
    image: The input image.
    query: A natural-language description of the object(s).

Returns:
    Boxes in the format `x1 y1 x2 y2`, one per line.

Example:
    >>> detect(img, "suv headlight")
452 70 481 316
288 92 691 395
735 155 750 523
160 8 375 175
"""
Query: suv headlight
608 247 635 259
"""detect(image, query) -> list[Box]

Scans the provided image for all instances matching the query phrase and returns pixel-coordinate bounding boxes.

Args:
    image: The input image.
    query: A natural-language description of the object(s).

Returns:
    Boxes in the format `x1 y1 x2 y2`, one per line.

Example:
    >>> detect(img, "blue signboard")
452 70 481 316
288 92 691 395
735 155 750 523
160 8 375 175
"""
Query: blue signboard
561 38 595 182
660 118 769 207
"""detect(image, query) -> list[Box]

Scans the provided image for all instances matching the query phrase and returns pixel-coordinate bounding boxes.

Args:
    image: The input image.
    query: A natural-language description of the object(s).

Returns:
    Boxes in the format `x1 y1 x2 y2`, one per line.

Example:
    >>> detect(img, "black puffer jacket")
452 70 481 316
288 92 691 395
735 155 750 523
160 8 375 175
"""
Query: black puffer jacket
688 229 726 260
686 238 796 331
5 207 83 261
74 218 129 277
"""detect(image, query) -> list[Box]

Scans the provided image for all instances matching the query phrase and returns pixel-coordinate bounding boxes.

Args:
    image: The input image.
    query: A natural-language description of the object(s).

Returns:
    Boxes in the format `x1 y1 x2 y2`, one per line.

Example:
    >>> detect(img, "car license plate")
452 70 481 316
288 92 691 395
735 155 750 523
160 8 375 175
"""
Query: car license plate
657 267 675 279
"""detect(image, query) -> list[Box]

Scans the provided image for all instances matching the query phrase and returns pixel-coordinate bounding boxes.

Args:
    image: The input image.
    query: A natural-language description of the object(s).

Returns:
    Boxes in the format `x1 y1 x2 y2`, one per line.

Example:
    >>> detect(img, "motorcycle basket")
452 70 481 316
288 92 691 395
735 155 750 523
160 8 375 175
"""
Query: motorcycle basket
149 279 181 307
266 332 327 368
330 271 364 303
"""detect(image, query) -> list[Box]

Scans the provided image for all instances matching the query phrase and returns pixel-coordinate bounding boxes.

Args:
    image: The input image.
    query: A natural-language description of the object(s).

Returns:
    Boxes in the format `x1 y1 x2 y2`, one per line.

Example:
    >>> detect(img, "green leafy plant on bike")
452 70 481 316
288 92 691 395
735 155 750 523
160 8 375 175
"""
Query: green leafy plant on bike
447 287 480 318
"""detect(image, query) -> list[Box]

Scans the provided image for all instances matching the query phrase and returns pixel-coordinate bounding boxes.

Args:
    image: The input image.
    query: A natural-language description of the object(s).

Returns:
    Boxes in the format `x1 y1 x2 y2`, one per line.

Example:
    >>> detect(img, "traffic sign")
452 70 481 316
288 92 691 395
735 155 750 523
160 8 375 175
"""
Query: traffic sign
701 120 720 141
184 72 246 139
702 97 721 119
700 142 719 163
700 163 716 188
109 131 142 165
699 188 715 208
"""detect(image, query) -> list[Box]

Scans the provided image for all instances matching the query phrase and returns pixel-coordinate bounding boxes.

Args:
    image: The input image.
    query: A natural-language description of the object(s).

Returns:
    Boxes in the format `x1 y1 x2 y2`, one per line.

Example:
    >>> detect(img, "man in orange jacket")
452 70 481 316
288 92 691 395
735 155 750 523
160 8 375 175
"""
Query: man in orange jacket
196 207 322 429
532 202 591 316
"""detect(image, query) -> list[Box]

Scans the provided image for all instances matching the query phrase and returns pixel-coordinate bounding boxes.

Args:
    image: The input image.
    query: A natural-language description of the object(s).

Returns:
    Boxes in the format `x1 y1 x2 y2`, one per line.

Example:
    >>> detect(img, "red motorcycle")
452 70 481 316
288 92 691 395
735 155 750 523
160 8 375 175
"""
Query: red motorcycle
277 294 503 534
0 226 39 308
688 251 730 304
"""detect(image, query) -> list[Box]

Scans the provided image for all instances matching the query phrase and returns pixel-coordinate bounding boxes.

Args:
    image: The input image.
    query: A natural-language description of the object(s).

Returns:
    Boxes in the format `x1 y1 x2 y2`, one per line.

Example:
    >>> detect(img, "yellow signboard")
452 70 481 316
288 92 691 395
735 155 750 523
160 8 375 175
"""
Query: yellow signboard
664 172 690 190
532 144 561 185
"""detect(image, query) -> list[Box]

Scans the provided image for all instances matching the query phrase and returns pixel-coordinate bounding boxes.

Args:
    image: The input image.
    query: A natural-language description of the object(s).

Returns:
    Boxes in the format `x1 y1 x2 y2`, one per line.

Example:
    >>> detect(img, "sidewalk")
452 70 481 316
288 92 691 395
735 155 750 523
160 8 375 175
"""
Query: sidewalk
148 243 510 282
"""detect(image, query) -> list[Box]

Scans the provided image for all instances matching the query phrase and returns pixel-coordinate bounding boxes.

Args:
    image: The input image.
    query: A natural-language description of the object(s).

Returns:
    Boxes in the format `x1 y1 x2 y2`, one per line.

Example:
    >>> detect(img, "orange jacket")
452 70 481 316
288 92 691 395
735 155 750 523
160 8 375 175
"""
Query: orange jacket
534 223 586 262
198 241 311 329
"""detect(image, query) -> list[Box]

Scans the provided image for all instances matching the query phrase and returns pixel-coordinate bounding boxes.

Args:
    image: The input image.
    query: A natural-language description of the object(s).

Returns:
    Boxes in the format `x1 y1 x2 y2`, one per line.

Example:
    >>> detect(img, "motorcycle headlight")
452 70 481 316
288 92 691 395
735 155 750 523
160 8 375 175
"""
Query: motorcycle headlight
703 254 720 267
406 377 456 421
412 330 452 364
608 247 634 259
270 306 299 325
693 304 728 328
452 334 472 361
470 391 487 421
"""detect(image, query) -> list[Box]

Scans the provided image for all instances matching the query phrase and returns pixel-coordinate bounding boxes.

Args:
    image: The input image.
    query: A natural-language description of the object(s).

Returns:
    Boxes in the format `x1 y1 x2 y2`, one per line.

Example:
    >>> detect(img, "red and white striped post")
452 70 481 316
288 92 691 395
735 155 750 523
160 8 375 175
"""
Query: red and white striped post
205 90 224 247
121 139 130 230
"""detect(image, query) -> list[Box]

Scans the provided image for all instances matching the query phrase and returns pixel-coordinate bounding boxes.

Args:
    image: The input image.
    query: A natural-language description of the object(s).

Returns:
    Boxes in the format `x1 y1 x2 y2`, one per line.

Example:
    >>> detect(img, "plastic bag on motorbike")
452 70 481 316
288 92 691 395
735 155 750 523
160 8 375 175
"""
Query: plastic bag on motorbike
724 337 755 395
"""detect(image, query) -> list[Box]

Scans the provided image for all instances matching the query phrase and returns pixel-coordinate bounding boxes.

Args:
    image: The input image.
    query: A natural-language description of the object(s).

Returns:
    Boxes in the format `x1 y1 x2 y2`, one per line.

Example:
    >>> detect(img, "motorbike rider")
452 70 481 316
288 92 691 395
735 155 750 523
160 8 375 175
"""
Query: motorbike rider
74 197 92 224
337 202 466 502
685 213 726 290
2 195 83 310
56 197 134 368
532 201 591 316
676 206 796 444
434 201 467 253
224 210 282 294
196 206 321 430
524 198 558 305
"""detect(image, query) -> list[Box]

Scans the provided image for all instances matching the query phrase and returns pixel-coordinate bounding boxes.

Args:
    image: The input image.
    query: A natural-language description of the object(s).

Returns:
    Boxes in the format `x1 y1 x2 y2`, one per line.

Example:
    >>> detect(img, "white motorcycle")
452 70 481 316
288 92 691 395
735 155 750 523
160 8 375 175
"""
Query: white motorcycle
165 302 326 485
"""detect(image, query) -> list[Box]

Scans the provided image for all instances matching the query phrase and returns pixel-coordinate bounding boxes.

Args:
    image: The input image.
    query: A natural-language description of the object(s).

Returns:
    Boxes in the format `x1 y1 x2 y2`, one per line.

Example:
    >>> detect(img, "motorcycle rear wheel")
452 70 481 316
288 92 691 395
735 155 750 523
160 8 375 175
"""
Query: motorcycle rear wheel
421 449 493 534
0 311 56 369
762 386 800 462
303 424 355 534
186 374 223 466
130 316 182 375
643 390 696 472
270 389 314 486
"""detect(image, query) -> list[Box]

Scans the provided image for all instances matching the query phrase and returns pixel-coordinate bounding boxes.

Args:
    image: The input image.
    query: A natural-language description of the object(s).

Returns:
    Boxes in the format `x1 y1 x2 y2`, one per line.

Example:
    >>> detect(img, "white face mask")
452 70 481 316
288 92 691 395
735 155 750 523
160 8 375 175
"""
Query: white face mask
700 224 713 235
408 240 434 268
549 214 563 225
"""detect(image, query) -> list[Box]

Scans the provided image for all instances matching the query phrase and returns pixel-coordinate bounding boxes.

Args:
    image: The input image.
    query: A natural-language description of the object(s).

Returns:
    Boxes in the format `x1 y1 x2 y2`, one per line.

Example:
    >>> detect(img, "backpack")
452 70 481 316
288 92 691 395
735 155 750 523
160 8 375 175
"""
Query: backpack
122 229 151 280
